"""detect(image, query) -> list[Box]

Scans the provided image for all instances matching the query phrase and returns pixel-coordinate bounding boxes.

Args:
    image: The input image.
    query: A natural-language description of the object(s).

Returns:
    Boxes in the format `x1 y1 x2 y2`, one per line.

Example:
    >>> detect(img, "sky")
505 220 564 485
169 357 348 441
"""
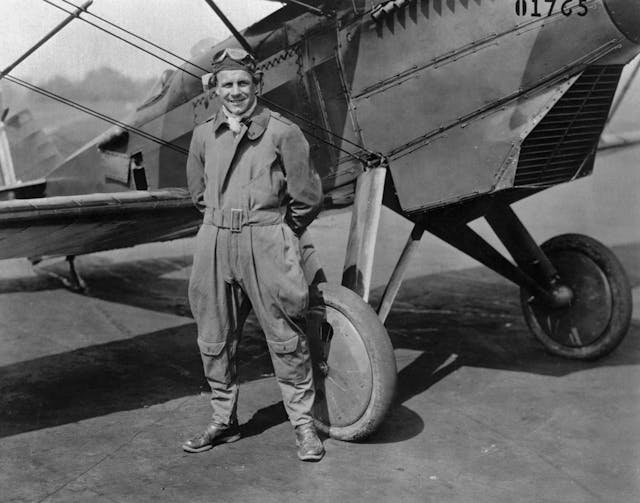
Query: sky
0 0 280 81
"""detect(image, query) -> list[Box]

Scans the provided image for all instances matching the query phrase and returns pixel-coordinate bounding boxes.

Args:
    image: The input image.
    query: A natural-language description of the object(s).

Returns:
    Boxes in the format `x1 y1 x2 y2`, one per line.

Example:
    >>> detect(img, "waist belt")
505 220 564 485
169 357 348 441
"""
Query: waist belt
203 208 284 232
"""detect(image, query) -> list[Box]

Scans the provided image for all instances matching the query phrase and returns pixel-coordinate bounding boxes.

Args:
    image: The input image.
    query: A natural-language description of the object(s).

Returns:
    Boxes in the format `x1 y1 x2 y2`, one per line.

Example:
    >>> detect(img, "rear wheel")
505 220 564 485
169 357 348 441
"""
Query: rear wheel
306 283 397 441
520 234 632 360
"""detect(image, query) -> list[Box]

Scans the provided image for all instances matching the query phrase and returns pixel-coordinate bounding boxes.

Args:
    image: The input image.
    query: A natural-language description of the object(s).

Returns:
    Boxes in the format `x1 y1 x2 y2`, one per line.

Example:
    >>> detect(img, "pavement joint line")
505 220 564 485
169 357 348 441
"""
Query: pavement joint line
423 396 604 500
91 303 135 339
68 485 120 503
32 398 190 503
35 439 134 503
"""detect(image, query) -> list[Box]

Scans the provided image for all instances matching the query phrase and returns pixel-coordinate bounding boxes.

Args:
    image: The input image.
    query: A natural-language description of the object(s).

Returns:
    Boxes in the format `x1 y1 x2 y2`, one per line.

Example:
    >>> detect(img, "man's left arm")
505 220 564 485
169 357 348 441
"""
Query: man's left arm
280 125 323 236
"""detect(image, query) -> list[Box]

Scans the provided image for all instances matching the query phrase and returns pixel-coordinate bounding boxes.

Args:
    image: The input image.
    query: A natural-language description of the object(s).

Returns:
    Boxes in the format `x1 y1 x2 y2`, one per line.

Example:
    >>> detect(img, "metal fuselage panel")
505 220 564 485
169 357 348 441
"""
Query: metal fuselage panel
342 0 639 213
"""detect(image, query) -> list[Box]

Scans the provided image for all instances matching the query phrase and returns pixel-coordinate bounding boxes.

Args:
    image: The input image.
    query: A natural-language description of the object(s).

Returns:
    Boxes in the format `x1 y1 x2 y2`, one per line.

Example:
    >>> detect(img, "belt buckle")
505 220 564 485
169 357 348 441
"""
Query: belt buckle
230 208 243 232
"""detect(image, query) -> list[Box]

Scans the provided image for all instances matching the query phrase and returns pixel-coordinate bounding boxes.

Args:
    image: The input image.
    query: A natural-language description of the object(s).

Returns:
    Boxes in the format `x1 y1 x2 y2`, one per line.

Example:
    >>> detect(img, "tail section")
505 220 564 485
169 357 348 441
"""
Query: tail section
2 108 62 183
0 107 56 200
0 108 16 187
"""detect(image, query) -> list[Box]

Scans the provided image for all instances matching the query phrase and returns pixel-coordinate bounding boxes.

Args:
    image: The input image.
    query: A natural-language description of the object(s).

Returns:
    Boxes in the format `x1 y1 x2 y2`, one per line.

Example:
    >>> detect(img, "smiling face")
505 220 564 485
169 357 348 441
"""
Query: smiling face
214 69 257 116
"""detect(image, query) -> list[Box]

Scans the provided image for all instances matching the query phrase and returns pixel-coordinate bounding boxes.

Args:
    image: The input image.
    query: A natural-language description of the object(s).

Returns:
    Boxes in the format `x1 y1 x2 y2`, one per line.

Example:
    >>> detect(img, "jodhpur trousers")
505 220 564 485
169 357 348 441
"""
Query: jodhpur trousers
188 220 315 427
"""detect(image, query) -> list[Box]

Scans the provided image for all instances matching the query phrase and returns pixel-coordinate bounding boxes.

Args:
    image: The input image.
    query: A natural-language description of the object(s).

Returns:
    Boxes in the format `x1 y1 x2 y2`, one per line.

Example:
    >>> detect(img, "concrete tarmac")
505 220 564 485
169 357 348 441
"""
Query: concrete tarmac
1 149 639 502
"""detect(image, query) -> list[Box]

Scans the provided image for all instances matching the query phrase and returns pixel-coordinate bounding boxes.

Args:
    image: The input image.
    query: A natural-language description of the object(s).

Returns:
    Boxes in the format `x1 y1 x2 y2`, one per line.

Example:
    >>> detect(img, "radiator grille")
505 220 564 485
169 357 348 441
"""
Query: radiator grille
514 65 623 187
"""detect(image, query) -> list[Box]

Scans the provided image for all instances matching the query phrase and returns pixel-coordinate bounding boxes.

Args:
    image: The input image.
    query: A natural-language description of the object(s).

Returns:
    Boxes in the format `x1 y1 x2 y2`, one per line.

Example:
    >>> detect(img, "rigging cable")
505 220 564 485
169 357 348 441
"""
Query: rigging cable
57 0 372 156
43 0 382 164
4 74 189 155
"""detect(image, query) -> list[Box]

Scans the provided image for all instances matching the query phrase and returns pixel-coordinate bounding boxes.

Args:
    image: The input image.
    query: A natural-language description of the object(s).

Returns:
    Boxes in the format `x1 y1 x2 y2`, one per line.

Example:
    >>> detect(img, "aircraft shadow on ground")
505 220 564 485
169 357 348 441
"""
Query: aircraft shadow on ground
0 243 638 439
0 255 195 316
366 241 640 443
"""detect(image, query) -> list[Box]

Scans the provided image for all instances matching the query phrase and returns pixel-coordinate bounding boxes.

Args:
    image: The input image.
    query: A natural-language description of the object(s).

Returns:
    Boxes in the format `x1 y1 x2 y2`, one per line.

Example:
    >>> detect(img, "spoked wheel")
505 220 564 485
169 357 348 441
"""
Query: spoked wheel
306 283 397 441
520 234 632 360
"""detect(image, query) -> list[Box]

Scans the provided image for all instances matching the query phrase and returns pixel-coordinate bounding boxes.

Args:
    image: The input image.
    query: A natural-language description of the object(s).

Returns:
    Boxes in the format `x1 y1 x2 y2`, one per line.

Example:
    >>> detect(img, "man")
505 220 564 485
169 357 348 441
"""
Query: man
183 48 325 461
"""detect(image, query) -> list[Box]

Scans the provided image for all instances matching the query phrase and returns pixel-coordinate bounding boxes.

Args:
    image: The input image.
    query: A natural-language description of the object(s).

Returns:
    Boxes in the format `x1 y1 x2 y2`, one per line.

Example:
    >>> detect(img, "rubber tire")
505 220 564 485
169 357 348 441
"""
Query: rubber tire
307 283 397 441
520 233 632 360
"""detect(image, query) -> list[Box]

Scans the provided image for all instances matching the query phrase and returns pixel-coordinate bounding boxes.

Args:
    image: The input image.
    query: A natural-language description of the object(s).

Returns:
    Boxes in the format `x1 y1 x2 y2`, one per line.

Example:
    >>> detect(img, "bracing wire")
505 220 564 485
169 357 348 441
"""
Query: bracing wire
40 0 381 164
56 0 376 161
4 74 189 155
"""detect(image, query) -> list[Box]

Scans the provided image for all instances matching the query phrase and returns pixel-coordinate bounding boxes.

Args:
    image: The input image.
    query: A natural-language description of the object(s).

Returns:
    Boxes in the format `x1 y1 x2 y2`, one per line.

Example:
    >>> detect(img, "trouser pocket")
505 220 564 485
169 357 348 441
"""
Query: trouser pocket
266 333 312 384
198 339 233 385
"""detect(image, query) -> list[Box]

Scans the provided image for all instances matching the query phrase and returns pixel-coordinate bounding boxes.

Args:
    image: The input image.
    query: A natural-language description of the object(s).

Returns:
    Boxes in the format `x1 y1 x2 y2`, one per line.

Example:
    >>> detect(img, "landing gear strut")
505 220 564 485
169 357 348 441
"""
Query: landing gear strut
64 255 86 292
412 199 632 360
30 255 86 292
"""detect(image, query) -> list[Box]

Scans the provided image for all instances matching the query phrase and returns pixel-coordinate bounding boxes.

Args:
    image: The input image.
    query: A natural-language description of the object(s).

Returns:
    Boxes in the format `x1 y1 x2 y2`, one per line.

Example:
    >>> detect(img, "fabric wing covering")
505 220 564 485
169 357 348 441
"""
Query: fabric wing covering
0 189 200 260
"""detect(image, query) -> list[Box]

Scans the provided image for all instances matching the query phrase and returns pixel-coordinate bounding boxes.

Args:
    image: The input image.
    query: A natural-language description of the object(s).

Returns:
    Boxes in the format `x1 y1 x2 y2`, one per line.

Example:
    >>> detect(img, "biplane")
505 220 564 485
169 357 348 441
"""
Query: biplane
1 0 640 441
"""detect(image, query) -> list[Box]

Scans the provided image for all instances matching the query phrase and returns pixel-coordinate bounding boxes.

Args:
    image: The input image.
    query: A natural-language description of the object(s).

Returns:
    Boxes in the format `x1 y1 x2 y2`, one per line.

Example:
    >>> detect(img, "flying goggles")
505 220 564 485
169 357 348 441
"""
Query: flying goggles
213 48 256 67
202 47 260 91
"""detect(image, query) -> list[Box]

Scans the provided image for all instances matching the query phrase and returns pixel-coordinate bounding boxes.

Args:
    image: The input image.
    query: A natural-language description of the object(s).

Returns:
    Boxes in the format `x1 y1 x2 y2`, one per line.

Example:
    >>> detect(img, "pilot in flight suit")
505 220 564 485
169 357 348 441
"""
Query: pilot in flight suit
182 48 324 461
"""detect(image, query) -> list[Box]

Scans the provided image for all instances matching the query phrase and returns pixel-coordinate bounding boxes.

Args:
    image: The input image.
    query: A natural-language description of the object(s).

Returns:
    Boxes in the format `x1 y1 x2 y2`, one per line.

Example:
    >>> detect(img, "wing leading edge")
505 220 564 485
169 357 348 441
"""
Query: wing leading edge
0 189 201 260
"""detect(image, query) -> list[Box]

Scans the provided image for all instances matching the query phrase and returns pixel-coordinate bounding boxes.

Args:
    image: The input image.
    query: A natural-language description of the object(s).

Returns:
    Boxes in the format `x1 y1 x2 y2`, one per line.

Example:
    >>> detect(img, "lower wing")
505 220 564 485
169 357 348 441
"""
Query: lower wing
0 189 201 260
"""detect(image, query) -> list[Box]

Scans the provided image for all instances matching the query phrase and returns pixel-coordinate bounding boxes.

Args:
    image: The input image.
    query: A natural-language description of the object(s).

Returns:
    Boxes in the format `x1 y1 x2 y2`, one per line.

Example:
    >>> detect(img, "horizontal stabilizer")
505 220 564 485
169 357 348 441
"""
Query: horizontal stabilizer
0 178 47 200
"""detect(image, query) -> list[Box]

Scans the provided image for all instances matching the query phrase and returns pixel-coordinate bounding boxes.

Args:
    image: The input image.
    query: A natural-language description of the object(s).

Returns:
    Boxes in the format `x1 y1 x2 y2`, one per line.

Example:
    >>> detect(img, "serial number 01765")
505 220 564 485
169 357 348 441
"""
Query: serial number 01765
515 0 589 17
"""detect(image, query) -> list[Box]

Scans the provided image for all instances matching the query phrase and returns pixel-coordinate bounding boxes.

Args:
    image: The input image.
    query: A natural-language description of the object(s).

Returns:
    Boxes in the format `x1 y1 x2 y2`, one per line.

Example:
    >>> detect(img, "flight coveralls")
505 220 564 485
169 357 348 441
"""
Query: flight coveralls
186 104 323 428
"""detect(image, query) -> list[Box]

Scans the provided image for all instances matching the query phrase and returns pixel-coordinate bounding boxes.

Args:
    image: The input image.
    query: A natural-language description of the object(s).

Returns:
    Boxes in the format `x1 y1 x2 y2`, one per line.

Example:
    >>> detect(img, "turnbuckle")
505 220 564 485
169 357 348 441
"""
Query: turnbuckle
363 152 387 171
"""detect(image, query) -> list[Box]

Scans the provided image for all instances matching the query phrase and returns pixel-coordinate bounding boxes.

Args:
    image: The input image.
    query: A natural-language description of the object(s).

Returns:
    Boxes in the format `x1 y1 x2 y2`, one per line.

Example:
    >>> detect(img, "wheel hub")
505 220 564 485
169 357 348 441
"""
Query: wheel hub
529 251 612 347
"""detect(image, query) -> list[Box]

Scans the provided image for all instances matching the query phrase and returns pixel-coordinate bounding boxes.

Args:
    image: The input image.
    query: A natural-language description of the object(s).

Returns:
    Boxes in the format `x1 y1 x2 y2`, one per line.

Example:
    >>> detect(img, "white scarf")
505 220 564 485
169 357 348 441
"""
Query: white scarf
222 100 257 134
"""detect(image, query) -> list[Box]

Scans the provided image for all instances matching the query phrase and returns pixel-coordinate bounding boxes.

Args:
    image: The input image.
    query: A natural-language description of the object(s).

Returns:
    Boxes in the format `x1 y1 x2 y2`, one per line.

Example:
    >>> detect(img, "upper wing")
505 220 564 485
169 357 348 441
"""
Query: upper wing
0 189 201 260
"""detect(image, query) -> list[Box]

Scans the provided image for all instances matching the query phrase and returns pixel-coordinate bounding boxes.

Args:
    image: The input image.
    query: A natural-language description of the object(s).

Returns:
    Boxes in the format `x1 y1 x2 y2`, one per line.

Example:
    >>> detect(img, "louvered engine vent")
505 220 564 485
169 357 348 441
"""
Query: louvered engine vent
514 65 623 187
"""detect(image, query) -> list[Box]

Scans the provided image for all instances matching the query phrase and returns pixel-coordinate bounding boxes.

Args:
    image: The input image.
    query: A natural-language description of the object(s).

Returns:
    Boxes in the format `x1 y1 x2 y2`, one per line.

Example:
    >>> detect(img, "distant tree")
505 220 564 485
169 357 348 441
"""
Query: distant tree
35 66 155 103
0 81 28 111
